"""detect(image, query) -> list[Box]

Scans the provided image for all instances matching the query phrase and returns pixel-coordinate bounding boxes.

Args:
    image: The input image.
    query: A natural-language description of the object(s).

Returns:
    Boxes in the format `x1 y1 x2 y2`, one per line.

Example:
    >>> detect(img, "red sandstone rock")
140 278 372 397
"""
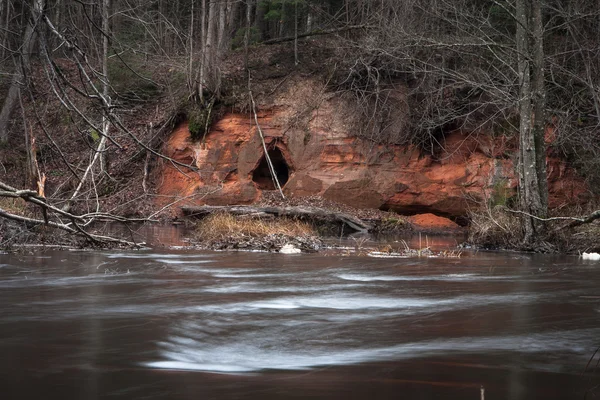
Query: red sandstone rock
407 213 462 231
155 81 589 218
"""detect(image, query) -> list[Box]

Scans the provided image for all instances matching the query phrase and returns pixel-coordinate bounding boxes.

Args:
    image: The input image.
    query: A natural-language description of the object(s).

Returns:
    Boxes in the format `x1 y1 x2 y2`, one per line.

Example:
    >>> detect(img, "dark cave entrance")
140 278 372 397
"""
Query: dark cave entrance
252 147 290 190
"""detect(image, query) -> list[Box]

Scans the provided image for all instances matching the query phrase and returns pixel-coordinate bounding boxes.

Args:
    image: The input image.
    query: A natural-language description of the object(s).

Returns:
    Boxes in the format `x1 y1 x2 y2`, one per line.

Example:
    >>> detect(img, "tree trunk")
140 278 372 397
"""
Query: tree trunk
188 0 194 93
255 0 267 40
18 88 36 185
306 12 313 33
245 0 253 72
294 0 298 65
516 0 545 244
0 0 9 60
99 0 110 172
0 0 45 144
531 0 548 216
279 1 286 38
217 0 228 52
198 0 207 102
205 0 217 93
62 0 110 212
227 0 240 38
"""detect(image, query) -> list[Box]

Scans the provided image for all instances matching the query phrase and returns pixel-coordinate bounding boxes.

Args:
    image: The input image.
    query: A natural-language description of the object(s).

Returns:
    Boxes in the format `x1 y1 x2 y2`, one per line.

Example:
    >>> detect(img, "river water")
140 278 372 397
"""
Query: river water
1 244 599 399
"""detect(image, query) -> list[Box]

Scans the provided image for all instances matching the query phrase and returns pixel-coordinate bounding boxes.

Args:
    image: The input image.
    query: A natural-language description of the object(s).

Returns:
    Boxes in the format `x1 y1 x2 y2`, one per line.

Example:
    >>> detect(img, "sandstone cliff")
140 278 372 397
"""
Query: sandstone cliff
156 78 588 223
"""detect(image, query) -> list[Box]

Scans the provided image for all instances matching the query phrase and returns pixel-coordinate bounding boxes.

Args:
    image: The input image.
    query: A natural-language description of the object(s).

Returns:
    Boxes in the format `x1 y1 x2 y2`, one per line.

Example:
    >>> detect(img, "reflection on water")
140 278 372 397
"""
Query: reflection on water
1 247 600 399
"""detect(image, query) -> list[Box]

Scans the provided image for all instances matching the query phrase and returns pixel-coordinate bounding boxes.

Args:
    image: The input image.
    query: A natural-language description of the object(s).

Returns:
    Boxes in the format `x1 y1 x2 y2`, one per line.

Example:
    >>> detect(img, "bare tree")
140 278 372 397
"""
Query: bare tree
515 0 546 242
0 0 45 144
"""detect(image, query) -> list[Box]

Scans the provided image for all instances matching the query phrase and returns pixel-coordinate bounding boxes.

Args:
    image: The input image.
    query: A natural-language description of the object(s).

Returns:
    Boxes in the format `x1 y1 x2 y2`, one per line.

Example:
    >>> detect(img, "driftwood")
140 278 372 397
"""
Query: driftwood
182 205 371 233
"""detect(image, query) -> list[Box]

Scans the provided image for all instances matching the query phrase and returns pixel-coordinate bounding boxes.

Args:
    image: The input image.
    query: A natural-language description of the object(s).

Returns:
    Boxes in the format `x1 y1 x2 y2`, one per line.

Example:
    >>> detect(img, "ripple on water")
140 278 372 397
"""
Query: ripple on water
105 253 214 259
155 259 213 265
202 282 365 294
336 273 522 282
144 327 600 374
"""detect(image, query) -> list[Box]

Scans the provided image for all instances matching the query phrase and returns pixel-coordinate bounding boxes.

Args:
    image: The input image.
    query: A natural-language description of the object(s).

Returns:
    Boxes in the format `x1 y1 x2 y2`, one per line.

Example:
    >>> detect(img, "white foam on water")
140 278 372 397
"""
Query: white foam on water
180 290 539 315
145 361 256 373
336 273 519 282
367 252 410 258
337 273 420 282
176 267 256 274
213 273 295 278
247 300 301 309
106 253 212 259
156 259 213 265
244 295 447 310
202 282 365 294
582 252 600 261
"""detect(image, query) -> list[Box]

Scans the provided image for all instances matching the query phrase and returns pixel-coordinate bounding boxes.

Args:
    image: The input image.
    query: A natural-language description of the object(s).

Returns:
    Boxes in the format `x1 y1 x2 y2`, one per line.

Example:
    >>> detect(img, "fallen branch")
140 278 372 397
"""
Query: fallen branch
181 205 371 233
0 207 141 247
62 135 107 212
249 91 285 199
0 180 145 247
262 25 368 45
507 209 600 231
561 210 600 230
0 181 84 222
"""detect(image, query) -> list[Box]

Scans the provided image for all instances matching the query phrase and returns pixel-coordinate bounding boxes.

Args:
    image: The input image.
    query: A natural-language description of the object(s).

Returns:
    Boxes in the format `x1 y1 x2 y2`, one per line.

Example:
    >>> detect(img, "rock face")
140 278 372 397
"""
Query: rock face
407 213 462 232
156 79 588 220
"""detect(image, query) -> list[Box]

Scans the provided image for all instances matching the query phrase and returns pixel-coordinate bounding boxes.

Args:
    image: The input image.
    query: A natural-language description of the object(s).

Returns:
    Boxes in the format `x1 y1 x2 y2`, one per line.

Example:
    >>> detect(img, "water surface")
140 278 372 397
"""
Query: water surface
1 248 599 399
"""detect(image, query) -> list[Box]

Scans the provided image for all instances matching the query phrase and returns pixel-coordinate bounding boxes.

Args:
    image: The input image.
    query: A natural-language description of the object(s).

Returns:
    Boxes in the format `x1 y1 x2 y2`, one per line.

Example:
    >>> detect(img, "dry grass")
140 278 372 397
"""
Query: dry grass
468 205 523 248
195 212 316 241
468 202 600 253
0 198 28 215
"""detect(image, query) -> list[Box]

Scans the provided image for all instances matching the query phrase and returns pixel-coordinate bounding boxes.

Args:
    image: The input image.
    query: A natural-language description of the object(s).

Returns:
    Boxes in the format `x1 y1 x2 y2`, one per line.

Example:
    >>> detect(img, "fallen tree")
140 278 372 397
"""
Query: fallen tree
182 205 371 233
0 180 145 247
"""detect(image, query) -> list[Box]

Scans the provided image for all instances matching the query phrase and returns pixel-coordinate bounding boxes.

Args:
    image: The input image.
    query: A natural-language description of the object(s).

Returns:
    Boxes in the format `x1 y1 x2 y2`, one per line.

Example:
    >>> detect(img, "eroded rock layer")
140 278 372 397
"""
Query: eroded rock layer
156 80 588 220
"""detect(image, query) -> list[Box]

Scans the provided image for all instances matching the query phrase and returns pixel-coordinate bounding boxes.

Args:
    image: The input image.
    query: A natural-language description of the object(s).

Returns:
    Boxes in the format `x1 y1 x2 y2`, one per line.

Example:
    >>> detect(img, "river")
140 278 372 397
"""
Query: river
1 242 599 399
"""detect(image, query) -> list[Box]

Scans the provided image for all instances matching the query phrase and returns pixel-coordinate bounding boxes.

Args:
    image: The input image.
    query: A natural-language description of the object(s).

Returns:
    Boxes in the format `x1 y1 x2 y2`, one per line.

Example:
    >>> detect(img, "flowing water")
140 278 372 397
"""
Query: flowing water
1 243 600 399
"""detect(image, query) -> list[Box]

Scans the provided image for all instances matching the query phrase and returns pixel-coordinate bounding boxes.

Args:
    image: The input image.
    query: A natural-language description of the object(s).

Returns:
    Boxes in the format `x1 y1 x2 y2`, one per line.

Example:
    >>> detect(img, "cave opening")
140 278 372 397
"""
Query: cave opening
252 147 290 190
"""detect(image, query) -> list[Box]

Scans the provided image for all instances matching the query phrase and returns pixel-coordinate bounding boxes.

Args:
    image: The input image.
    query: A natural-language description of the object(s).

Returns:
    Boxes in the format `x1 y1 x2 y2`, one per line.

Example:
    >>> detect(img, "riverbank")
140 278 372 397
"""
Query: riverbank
1 38 597 254
3 192 598 255
179 192 469 255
